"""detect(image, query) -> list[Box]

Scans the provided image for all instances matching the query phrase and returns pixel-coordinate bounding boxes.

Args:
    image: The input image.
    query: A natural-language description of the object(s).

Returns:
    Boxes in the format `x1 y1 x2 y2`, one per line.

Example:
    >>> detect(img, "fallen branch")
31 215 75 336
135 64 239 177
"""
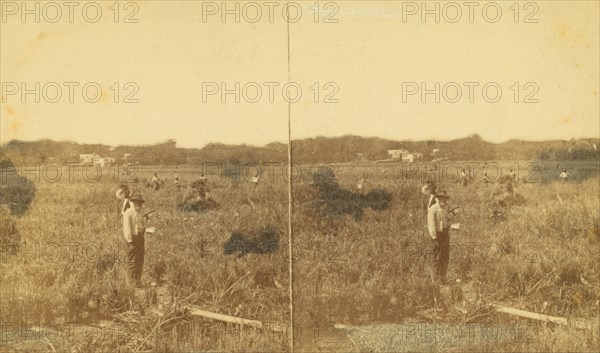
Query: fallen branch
186 305 264 330
490 304 597 330
184 305 290 334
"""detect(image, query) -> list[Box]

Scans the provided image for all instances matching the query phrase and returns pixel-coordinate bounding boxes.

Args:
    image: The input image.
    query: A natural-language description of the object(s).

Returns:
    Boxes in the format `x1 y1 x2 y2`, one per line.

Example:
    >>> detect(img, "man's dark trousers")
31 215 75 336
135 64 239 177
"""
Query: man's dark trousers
432 229 450 283
127 233 145 283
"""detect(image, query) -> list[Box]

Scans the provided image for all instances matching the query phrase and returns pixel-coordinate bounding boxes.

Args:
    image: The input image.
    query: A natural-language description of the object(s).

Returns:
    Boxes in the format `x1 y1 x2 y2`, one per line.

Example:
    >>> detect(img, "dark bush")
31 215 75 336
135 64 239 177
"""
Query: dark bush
223 225 279 258
0 159 36 217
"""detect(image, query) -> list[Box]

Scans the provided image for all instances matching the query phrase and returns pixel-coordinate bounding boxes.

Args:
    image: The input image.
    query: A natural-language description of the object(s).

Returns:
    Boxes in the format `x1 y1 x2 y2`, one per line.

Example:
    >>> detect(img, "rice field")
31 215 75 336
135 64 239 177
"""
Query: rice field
292 161 600 352
0 160 598 352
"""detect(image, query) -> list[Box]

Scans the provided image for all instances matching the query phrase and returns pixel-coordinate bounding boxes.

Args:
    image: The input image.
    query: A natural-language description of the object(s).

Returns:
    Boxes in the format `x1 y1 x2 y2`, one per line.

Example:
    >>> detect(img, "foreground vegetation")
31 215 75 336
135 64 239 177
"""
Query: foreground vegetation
292 161 599 351
1 160 598 352
1 168 290 352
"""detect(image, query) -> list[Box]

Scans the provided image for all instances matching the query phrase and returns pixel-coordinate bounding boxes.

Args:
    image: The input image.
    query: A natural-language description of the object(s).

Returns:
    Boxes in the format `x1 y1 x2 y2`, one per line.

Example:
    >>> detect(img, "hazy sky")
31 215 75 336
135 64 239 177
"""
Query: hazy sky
1 1 598 148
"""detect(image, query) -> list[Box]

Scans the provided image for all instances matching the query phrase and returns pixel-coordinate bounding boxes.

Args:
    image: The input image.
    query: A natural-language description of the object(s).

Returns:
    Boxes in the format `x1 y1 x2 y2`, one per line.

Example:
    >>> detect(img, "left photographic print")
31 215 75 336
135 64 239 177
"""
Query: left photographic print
0 2 292 352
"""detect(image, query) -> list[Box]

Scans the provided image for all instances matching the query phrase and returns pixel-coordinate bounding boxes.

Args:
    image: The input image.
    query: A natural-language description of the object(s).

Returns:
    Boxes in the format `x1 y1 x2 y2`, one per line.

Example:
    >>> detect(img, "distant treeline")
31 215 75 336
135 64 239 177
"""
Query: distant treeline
1 135 598 165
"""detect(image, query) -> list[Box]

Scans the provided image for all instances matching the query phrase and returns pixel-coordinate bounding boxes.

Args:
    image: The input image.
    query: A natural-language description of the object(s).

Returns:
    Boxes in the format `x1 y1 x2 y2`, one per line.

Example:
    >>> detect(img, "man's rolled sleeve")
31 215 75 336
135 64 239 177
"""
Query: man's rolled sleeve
427 208 438 240
123 213 133 243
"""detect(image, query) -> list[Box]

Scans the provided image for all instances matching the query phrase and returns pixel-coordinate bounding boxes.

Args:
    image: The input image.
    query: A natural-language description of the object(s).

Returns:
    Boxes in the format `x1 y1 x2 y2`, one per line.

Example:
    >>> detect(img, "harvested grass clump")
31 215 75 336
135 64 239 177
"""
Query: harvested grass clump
178 198 219 212
177 179 219 212
492 174 526 210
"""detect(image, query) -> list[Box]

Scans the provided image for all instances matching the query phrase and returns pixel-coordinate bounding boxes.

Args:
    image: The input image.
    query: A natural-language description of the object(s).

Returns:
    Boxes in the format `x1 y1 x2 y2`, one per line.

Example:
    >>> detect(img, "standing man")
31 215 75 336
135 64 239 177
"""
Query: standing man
123 194 148 287
427 189 453 284
421 180 437 209
115 184 131 217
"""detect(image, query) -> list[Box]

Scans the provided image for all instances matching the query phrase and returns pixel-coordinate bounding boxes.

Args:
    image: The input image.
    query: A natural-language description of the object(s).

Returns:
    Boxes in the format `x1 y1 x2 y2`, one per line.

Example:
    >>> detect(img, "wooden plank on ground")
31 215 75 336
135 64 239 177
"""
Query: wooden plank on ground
186 305 264 330
490 304 596 330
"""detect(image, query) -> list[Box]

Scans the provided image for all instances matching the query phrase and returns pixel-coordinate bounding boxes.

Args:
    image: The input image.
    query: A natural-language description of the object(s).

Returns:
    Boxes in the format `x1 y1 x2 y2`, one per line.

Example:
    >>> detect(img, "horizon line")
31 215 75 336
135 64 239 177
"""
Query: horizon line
2 134 599 150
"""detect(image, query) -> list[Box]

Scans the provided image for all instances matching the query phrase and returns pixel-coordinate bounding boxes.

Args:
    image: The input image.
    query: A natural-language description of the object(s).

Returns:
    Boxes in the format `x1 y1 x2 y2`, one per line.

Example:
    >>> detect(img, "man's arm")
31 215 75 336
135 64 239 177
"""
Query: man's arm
122 211 133 242
140 213 147 233
427 208 438 240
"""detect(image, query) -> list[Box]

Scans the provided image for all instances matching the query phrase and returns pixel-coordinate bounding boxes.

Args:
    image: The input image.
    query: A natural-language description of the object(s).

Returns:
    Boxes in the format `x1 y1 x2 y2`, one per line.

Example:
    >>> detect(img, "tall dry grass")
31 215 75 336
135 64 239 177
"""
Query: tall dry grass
1 162 598 352
292 162 599 352
0 169 290 352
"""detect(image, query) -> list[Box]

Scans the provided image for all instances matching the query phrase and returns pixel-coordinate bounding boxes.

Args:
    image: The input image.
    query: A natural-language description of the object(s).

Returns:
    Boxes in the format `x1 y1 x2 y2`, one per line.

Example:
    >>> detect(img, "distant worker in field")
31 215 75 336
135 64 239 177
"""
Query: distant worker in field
250 173 260 187
356 178 365 192
509 169 517 182
427 189 455 284
421 180 437 209
482 172 491 184
123 194 148 287
199 174 208 183
115 184 131 217
460 169 469 186
174 177 181 191
560 169 569 182
151 173 160 191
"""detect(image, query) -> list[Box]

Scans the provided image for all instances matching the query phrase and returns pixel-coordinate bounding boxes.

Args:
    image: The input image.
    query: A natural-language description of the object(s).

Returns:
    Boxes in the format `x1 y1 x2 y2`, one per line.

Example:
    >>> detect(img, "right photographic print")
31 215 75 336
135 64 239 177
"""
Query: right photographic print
287 1 600 352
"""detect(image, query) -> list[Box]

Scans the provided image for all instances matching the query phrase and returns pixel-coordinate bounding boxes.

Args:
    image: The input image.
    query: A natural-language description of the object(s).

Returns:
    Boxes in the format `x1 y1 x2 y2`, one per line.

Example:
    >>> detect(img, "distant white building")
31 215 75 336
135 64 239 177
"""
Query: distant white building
387 149 422 162
402 153 423 163
95 157 115 167
79 154 100 164
79 154 115 167
387 149 409 159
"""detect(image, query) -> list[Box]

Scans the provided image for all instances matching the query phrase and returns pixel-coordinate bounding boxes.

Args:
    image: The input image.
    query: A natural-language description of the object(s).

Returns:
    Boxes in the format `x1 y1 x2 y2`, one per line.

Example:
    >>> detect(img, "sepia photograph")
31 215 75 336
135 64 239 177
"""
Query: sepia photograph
1 1 599 352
